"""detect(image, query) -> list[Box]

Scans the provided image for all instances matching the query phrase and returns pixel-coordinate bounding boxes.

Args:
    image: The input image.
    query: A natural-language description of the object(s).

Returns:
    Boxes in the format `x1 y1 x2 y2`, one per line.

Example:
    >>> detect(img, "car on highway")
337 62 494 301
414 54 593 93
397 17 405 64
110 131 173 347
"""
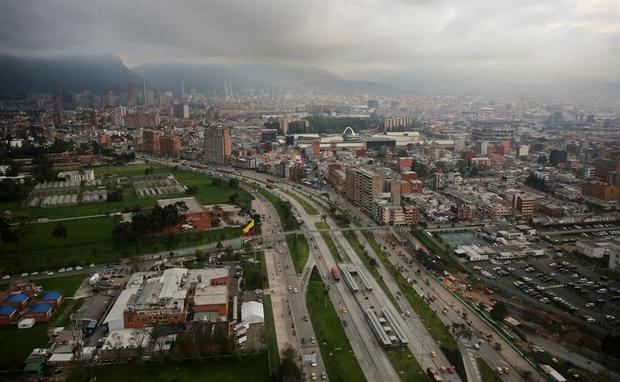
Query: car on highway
473 343 480 350
311 372 317 381
311 360 317 367
20 272 28 277
2 275 10 279
430 351 437 358
293 288 298 293
321 372 327 380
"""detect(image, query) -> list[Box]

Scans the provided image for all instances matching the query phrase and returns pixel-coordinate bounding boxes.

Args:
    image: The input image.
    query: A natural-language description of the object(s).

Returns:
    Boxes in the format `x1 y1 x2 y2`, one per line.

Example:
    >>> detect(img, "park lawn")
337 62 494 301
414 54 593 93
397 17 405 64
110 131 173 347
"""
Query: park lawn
477 357 502 382
0 274 86 371
386 348 429 382
286 233 309 274
306 275 366 382
343 231 401 313
3 216 115 253
262 295 279 376
0 225 242 274
5 164 252 220
314 222 341 261
90 353 271 382
172 169 252 208
281 189 318 215
36 274 86 296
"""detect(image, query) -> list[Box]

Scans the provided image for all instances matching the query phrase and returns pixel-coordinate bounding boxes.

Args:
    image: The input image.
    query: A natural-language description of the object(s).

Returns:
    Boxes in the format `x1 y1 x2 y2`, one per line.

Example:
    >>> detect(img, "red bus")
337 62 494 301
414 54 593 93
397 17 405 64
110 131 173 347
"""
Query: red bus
331 267 340 282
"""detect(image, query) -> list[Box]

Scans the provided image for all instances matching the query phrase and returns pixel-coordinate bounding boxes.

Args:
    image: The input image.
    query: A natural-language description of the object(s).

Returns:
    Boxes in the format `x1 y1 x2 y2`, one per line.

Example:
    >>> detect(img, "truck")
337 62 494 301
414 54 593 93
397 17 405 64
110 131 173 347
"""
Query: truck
89 273 101 286
331 267 340 282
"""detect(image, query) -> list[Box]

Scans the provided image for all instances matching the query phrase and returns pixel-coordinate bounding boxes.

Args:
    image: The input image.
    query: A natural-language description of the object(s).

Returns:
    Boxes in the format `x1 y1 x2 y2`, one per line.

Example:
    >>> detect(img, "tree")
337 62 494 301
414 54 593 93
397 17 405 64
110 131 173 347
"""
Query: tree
490 301 509 321
228 192 240 204
228 178 239 188
52 222 68 238
185 185 199 195
31 154 56 182
369 258 378 267
107 189 123 202
216 241 224 249
0 216 17 244
278 345 303 382
150 324 170 354
0 179 27 202
144 166 154 175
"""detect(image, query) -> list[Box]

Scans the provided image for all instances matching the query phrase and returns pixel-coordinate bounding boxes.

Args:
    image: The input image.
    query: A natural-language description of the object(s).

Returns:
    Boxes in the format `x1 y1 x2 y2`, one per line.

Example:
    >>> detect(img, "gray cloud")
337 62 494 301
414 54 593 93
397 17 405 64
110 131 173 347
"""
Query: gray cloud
0 0 618 82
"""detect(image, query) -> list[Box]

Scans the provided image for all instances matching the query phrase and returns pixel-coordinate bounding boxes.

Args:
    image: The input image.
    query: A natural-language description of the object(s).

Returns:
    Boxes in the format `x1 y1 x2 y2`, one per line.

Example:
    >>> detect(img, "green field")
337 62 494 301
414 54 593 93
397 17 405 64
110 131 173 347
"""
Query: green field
241 252 268 291
1 164 252 220
281 189 318 215
262 295 279 377
386 348 429 382
0 274 85 371
306 271 366 382
286 234 309 274
477 357 502 382
0 217 242 273
86 353 271 382
344 231 401 313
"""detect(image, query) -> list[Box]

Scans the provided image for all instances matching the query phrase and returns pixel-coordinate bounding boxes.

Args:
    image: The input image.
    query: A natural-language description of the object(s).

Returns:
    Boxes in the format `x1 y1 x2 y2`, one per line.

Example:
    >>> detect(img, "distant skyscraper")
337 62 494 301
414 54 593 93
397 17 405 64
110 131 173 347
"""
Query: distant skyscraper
127 83 137 106
204 125 231 165
143 82 148 105
178 80 185 100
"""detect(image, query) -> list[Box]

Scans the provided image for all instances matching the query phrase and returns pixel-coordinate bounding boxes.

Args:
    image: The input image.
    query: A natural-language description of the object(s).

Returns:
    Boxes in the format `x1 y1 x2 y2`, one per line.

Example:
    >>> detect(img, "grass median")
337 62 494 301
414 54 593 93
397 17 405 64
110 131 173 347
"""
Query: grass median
285 234 309 274
314 222 342 261
386 348 430 382
477 357 502 382
281 189 318 215
306 268 366 382
262 295 280 377
256 188 299 232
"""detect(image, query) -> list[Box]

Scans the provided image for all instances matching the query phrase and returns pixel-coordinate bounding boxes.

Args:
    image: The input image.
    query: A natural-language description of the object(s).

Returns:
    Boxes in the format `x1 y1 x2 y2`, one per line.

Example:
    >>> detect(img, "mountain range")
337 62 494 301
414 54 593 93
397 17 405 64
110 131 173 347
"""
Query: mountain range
0 54 394 98
0 55 142 98
0 54 617 98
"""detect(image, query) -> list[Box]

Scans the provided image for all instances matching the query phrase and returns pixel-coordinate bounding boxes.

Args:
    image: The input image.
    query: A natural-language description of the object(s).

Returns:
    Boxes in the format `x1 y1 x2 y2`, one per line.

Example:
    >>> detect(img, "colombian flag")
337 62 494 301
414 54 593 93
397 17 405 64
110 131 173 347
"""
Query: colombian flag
243 219 255 236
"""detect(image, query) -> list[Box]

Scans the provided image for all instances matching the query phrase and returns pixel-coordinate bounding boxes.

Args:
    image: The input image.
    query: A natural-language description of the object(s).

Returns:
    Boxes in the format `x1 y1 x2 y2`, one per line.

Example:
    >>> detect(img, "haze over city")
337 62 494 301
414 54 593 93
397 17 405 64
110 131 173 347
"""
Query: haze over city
1 0 619 94
0 1 619 382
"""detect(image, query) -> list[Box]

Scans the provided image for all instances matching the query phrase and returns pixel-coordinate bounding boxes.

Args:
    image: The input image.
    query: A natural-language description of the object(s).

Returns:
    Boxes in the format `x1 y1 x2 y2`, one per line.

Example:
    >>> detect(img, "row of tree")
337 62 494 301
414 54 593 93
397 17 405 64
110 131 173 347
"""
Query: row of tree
112 201 188 246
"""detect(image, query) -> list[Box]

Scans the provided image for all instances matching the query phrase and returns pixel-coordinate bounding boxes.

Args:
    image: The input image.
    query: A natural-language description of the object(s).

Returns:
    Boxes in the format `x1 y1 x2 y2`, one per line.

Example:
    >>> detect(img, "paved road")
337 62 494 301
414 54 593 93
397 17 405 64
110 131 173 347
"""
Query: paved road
253 190 327 381
275 186 400 382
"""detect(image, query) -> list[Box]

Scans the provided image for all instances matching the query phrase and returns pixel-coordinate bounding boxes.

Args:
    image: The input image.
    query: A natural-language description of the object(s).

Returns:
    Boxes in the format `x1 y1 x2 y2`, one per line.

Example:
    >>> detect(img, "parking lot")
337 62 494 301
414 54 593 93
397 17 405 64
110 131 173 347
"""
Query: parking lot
472 254 620 332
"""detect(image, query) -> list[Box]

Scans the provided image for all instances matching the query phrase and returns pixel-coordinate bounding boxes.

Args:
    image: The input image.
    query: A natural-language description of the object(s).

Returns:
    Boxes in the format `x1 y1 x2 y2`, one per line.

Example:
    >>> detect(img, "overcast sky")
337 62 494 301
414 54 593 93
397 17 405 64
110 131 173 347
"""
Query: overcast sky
0 0 618 82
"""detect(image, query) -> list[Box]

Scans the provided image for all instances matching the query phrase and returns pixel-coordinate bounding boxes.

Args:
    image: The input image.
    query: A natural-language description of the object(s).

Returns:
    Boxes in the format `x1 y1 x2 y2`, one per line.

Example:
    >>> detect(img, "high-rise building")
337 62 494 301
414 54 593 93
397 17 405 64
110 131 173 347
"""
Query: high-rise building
354 169 383 216
125 111 160 129
142 130 161 154
178 80 185 100
433 171 445 190
172 104 190 119
160 135 181 158
204 126 231 165
127 83 137 106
